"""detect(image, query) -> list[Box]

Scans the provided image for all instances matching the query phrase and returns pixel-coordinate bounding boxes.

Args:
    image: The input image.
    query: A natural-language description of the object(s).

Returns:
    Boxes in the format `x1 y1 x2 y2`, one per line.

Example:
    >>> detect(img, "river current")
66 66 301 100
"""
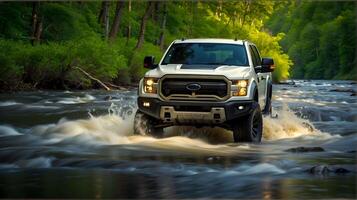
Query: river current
0 80 356 198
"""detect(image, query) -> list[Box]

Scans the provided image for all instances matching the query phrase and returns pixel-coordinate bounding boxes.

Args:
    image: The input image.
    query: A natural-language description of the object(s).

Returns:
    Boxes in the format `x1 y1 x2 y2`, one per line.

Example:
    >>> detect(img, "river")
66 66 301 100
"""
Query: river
0 80 356 198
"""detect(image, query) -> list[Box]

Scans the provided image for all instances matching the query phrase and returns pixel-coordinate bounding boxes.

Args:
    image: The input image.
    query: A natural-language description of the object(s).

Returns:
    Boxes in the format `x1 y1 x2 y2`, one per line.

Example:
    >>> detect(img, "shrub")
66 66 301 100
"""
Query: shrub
128 42 163 82
0 39 26 89
0 37 129 89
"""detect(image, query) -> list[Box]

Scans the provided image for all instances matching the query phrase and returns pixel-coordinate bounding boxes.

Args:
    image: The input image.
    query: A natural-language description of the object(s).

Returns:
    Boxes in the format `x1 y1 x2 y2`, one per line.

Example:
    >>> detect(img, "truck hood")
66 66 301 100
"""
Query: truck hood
145 64 252 79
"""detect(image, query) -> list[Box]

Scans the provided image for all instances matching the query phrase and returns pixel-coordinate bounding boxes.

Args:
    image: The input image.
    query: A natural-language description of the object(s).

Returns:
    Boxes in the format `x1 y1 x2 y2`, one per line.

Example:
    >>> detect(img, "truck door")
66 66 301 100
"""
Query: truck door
249 45 266 107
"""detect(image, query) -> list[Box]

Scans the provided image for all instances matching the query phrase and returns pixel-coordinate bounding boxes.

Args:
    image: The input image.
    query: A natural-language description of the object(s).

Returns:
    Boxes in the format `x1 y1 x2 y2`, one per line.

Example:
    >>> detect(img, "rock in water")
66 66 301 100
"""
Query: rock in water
104 95 112 101
335 168 350 174
330 88 355 93
285 147 324 153
308 165 331 175
307 165 351 175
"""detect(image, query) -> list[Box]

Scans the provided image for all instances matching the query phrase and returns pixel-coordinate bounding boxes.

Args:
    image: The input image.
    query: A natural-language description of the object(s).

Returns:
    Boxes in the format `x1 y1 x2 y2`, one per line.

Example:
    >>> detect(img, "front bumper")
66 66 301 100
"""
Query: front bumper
138 97 255 124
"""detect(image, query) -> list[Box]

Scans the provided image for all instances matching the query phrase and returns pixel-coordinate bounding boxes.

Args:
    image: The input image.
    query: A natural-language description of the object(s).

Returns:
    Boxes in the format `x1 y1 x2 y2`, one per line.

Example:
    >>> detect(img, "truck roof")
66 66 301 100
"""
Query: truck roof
173 38 245 45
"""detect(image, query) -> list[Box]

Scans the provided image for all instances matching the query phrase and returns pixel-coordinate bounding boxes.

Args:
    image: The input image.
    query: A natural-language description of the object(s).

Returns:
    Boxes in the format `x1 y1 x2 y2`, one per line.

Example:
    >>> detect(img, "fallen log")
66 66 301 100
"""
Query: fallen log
74 66 111 91
104 81 127 90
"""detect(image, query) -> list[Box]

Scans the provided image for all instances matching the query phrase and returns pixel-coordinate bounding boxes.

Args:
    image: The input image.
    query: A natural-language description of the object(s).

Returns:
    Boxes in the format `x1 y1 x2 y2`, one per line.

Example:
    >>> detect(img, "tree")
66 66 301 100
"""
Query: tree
98 1 110 40
109 1 125 42
157 2 167 50
30 1 43 45
126 0 131 44
134 1 155 50
267 1 356 79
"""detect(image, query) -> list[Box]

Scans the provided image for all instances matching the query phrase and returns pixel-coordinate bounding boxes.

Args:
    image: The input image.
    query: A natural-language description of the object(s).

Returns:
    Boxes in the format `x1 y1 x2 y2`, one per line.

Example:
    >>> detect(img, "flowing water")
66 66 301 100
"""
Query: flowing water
0 80 356 199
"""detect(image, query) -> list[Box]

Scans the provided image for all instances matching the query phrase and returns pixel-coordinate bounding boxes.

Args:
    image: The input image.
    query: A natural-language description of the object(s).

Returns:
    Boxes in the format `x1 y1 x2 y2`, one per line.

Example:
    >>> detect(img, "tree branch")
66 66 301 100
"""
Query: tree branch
74 66 111 91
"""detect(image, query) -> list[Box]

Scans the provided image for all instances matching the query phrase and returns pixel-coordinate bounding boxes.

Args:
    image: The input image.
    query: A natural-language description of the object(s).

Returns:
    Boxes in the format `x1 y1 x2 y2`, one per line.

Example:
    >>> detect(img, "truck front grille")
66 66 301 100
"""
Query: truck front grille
160 76 230 101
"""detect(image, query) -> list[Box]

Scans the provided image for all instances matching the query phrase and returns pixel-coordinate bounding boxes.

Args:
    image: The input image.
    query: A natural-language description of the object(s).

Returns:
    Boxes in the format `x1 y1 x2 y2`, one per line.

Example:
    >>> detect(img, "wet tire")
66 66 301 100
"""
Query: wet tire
263 83 272 115
133 110 164 138
232 103 263 143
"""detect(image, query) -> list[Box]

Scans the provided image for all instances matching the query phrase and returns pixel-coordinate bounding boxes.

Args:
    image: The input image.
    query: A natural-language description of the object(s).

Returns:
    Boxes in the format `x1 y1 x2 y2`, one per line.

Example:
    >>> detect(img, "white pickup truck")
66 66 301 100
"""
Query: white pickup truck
134 39 275 143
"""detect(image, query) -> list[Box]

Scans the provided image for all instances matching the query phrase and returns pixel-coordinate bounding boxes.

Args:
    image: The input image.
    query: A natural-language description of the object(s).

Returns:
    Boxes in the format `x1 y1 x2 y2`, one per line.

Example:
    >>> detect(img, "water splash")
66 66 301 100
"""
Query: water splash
0 101 22 107
31 114 134 145
263 104 319 140
0 125 22 137
57 94 96 104
26 101 332 150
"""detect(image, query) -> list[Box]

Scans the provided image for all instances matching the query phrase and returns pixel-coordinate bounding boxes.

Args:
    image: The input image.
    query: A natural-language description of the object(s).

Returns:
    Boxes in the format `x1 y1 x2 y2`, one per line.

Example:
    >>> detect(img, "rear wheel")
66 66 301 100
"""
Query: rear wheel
232 103 263 143
133 110 164 138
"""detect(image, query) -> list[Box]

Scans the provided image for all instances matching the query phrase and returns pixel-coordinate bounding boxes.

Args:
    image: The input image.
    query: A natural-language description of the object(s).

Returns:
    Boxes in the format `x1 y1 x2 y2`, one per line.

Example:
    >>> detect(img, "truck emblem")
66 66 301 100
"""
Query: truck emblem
186 83 201 91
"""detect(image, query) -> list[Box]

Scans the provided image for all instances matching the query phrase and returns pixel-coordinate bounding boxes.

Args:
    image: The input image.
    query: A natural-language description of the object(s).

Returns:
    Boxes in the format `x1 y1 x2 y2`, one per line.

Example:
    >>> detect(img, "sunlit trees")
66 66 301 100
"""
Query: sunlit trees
267 1 356 80
7 1 356 90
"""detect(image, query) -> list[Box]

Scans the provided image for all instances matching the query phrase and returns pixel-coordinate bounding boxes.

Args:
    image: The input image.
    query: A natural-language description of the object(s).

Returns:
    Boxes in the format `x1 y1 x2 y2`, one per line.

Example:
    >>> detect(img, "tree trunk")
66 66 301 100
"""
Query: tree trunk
31 2 39 39
152 2 160 22
98 2 104 23
34 17 43 44
126 0 132 44
109 1 125 42
99 1 110 40
158 2 167 50
134 1 155 50
30 2 41 45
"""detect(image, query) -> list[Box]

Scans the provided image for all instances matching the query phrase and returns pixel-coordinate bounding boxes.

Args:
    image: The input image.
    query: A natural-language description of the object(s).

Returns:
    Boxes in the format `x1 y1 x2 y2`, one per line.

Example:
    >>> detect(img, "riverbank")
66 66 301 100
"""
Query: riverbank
0 80 138 93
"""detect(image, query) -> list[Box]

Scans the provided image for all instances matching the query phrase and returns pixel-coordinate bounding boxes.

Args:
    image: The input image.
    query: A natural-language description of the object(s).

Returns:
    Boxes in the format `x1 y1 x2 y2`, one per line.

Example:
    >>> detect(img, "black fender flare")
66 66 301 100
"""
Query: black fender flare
249 81 259 102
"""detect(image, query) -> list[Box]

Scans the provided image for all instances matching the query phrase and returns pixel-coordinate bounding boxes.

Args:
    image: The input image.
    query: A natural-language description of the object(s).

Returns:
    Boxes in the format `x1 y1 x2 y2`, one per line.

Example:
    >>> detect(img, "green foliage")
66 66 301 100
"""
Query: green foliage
0 40 25 87
129 42 163 82
0 38 127 89
267 1 356 80
0 1 296 90
41 3 98 41
248 31 291 82
0 3 31 40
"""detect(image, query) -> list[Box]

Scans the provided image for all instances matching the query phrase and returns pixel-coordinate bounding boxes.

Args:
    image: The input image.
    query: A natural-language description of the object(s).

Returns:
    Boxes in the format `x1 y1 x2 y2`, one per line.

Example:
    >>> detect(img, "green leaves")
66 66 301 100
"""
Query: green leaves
0 1 301 89
267 1 356 80
0 38 128 89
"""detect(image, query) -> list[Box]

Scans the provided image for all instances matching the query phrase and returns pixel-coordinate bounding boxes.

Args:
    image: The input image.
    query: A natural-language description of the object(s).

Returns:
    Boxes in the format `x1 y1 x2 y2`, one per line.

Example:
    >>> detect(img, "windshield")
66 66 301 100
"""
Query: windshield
161 43 249 66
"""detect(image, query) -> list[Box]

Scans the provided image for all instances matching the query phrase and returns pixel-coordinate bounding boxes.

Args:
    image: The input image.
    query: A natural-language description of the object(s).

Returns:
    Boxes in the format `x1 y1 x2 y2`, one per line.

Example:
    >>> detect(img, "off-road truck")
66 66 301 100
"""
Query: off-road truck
134 39 275 142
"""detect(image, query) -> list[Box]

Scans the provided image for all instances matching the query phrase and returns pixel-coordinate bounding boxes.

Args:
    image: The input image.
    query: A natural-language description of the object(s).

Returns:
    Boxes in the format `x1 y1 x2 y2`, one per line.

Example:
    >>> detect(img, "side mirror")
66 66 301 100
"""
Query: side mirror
144 56 157 69
260 57 275 72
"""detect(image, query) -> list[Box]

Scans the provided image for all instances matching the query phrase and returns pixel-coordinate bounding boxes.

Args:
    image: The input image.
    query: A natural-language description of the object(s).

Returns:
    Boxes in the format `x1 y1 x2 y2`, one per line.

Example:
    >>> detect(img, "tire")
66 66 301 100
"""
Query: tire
133 110 164 138
232 103 263 143
263 83 272 115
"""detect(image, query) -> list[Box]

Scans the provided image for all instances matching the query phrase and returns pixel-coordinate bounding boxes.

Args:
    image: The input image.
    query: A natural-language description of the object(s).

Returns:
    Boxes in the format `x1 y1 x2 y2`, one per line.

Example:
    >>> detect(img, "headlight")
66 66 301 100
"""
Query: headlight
143 77 159 94
231 80 249 96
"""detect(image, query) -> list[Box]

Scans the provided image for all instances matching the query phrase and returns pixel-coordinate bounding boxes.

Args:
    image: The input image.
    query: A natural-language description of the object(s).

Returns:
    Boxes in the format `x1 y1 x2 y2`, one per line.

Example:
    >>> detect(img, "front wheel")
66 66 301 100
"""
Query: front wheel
232 103 263 143
133 110 163 138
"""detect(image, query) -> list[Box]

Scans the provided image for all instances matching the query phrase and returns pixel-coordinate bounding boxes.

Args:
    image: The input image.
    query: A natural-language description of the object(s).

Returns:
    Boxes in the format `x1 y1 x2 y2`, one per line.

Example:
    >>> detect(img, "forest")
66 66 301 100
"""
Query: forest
0 1 355 91
268 1 356 80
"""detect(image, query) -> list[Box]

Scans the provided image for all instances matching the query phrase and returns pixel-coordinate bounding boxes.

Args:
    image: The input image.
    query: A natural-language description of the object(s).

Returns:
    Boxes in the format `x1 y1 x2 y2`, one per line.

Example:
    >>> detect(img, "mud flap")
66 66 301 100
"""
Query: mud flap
270 107 278 118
